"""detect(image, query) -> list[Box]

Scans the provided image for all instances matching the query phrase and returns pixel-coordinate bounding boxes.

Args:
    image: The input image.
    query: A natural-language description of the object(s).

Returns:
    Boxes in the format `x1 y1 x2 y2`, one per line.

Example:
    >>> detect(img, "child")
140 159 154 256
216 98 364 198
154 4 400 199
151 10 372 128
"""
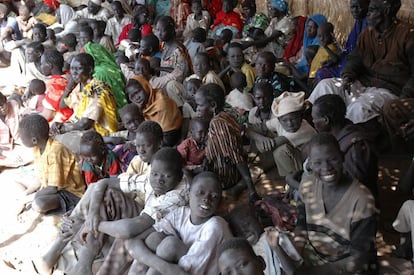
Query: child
210 0 243 38
183 0 211 40
71 147 189 275
248 89 316 178
221 42 256 93
125 171 232 274
104 103 144 172
36 121 164 275
60 33 78 72
218 238 266 275
16 5 36 39
309 22 340 81
120 27 141 60
189 52 225 91
177 118 208 170
18 114 85 214
79 130 121 185
180 78 201 139
225 71 253 125
184 27 206 65
23 79 46 114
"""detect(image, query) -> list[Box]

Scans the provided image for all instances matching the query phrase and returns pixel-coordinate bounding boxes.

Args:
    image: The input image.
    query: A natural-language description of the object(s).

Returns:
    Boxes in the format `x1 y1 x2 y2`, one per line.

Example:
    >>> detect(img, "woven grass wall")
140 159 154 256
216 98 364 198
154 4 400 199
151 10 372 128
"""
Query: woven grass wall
256 0 414 46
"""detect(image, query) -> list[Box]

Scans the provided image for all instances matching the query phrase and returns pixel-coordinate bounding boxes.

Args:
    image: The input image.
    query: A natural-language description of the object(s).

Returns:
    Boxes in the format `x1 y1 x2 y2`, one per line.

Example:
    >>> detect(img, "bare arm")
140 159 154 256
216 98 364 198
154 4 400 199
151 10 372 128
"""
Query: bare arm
98 213 155 239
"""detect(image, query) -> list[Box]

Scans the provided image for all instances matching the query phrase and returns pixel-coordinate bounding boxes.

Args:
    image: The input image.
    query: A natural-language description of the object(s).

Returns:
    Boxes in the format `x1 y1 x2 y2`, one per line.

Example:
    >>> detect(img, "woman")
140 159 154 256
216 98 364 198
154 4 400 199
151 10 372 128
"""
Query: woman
117 4 152 45
78 25 127 110
125 75 182 146
241 0 269 38
294 14 327 75
283 16 306 64
52 53 118 152
195 83 260 202
264 0 291 58
294 133 377 274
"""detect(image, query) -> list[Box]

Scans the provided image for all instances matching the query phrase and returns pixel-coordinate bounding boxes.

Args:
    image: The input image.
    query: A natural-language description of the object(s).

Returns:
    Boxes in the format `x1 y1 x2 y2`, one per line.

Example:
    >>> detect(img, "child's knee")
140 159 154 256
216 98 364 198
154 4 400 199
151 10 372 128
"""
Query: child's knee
155 236 186 262
145 232 166 252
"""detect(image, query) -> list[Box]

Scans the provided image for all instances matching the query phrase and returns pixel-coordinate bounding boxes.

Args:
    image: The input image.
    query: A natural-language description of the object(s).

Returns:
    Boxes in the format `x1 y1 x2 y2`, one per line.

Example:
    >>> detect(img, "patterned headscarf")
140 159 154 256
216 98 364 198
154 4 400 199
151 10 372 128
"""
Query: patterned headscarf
270 0 289 16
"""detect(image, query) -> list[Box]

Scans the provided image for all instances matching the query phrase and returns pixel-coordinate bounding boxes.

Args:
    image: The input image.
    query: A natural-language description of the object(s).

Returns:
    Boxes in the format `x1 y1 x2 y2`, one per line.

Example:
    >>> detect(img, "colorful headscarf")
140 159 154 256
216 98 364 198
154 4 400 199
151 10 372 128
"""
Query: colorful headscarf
303 14 327 50
283 16 306 61
270 0 289 16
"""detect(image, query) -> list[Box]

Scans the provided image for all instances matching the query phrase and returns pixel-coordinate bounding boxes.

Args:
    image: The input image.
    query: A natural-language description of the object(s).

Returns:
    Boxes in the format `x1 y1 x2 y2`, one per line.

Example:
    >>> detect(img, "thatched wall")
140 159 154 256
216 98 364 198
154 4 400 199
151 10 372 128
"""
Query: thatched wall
256 0 414 46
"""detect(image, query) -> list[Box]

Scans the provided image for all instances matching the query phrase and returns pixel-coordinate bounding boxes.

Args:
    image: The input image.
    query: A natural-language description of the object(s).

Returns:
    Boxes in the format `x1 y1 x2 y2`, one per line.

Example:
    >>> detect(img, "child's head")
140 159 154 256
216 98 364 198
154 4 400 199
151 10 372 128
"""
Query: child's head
184 78 202 107
134 57 152 79
255 51 276 79
90 20 106 39
241 0 256 18
226 205 263 245
128 27 141 43
149 147 183 196
28 79 46 96
218 28 233 45
78 25 94 48
193 52 210 78
273 91 305 133
195 83 225 120
305 45 319 66
317 22 334 46
33 23 47 42
26 41 44 63
192 27 207 43
120 103 144 133
189 171 222 224
218 238 265 275
222 0 233 13
189 118 209 146
139 34 160 57
46 29 56 42
230 71 247 91
252 81 274 111
132 4 149 27
62 33 77 51
18 5 30 20
350 0 370 20
112 0 125 18
312 94 346 133
40 49 64 76
115 53 129 66
19 114 50 148
135 121 163 163
191 0 202 14
79 130 107 166
155 16 176 43
227 42 244 69
308 133 344 185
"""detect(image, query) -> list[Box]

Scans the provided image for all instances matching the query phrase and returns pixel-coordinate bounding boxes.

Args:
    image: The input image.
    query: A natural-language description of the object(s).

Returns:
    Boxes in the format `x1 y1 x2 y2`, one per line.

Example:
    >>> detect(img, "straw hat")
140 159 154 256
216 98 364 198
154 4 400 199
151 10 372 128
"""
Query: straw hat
271 91 306 117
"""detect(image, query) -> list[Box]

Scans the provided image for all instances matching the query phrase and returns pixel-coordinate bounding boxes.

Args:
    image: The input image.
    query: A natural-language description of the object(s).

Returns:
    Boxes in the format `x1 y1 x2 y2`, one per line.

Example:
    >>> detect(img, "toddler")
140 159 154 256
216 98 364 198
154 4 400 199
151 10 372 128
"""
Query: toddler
125 171 231 274
225 71 253 124
16 5 36 39
23 79 46 114
79 130 121 185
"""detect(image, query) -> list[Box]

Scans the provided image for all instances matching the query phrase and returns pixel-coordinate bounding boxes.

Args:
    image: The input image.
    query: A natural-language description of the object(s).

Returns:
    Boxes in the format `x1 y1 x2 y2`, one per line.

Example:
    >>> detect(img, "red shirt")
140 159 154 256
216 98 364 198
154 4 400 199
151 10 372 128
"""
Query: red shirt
177 138 206 166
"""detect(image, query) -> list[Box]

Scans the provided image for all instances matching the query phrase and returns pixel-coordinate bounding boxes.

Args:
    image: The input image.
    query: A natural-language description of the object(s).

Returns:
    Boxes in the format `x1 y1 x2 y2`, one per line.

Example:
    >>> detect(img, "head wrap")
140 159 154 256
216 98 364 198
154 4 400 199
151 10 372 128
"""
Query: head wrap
270 0 289 16
272 91 306 117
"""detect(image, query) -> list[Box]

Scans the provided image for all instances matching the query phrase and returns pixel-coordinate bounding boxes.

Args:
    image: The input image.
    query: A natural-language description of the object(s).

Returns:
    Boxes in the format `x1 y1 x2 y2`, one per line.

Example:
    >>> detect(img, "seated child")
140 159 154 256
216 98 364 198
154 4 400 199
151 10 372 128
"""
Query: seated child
23 78 46 114
180 78 201 139
183 0 211 40
184 27 206 65
188 52 225 91
71 147 189 275
225 71 253 125
210 0 243 38
309 22 340 83
90 20 115 53
79 130 121 185
226 205 302 275
18 114 85 214
247 86 316 178
60 33 78 72
36 121 164 275
218 238 265 275
177 118 208 171
124 171 231 274
120 28 141 61
16 5 36 39
104 103 144 172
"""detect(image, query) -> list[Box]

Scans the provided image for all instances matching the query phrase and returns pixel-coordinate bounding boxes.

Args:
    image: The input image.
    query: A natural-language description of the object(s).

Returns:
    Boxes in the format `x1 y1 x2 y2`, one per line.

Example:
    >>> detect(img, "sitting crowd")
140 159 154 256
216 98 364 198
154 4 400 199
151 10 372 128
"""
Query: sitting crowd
0 0 414 273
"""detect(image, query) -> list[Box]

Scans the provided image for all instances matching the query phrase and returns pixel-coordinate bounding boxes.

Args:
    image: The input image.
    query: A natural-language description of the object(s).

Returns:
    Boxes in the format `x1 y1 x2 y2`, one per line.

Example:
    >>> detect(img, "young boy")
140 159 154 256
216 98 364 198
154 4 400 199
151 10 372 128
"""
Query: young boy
177 118 208 170
36 121 164 275
124 171 232 274
79 130 121 185
190 52 225 91
18 114 85 214
225 71 253 124
247 89 316 177
23 79 46 114
218 238 266 275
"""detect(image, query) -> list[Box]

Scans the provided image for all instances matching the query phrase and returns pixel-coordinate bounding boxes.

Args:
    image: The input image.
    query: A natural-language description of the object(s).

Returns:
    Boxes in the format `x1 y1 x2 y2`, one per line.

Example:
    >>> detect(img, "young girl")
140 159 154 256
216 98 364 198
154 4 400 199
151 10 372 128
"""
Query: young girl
79 130 121 185
195 83 260 201
125 171 232 274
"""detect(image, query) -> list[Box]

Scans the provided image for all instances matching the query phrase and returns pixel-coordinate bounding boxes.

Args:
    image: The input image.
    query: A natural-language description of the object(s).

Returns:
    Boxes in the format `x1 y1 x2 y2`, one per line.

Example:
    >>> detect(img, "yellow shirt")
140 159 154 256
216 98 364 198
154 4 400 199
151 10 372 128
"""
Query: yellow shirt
309 43 340 78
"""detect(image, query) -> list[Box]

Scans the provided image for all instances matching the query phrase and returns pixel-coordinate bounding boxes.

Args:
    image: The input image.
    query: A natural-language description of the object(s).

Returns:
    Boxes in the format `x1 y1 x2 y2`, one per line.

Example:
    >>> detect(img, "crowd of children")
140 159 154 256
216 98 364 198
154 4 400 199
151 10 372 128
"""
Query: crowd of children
0 0 413 273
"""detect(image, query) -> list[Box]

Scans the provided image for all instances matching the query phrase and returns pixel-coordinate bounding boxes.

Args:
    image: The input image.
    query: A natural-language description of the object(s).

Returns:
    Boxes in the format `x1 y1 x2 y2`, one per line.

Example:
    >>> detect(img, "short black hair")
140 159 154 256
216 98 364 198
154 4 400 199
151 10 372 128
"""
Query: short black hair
29 79 46 94
151 147 184 179
184 77 202 89
191 171 222 193
128 28 141 42
313 94 346 126
309 132 341 154
192 27 207 43
73 53 95 71
80 130 106 152
136 121 163 144
63 33 77 49
256 51 276 66
27 41 45 54
42 49 64 69
227 42 243 51
253 81 274 98
141 34 160 54
120 103 144 121
19 114 49 141
197 83 225 112
33 23 47 34
79 25 94 39
218 238 257 258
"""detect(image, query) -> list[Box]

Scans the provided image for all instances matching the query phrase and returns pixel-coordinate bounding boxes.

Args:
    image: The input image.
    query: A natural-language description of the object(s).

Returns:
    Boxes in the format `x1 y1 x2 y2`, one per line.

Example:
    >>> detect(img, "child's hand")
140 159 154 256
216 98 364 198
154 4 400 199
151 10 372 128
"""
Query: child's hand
255 135 275 153
83 214 101 241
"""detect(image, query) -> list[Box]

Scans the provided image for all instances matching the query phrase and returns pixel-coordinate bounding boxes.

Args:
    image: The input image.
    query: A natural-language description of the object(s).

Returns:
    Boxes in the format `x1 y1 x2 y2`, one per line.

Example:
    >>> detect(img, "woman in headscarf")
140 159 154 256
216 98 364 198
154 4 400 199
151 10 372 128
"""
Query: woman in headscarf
264 0 291 58
294 14 327 75
241 0 269 38
283 15 306 64
126 75 182 146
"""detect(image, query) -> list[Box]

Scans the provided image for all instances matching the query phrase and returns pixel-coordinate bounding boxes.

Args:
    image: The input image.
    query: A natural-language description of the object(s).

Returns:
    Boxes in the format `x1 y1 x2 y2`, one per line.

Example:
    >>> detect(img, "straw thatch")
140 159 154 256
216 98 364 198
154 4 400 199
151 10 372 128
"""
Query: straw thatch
256 0 414 46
